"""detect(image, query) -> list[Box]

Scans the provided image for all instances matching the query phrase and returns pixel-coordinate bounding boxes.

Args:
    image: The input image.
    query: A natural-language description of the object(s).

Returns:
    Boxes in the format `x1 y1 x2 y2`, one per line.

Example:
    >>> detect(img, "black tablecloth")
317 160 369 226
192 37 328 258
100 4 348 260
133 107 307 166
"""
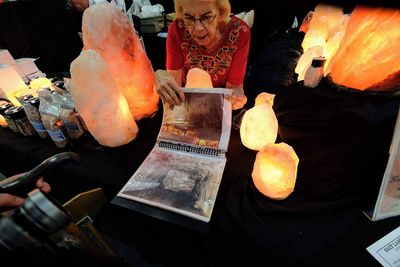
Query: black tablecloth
0 103 398 267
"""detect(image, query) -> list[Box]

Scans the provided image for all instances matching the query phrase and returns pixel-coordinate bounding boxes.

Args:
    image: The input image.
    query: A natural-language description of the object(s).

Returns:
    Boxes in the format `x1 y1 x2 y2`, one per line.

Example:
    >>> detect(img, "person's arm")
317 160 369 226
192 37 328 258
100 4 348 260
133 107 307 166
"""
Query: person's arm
226 19 251 110
226 82 247 110
155 20 185 107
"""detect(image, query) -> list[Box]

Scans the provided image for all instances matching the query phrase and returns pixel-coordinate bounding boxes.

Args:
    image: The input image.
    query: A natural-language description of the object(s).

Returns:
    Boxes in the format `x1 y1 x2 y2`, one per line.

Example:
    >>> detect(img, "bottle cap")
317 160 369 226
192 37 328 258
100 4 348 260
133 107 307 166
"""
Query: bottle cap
28 97 41 109
0 103 13 116
311 57 326 67
4 106 25 120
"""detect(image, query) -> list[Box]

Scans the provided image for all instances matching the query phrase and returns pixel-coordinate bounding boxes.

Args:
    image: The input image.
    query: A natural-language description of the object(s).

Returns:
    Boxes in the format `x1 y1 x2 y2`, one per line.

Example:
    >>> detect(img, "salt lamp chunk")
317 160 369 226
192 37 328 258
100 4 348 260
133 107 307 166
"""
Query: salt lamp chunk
82 3 158 120
240 92 278 151
185 68 213 88
252 143 299 200
29 77 52 90
329 6 400 91
70 50 138 147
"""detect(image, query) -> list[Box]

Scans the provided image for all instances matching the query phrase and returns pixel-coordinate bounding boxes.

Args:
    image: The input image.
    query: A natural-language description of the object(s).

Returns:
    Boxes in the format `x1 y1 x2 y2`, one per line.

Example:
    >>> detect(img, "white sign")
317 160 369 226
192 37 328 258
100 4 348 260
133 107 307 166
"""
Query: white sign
367 226 400 267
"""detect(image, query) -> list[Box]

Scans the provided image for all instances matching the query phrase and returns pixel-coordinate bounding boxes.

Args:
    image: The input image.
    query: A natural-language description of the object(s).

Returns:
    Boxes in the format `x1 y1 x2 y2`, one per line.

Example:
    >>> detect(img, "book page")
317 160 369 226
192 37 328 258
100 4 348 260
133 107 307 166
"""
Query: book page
117 146 226 222
158 88 232 151
116 88 232 223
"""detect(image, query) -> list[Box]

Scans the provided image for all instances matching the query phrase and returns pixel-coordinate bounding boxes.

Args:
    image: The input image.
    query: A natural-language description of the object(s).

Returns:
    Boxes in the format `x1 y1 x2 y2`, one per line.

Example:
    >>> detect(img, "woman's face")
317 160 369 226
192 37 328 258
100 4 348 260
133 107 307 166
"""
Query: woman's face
181 0 221 49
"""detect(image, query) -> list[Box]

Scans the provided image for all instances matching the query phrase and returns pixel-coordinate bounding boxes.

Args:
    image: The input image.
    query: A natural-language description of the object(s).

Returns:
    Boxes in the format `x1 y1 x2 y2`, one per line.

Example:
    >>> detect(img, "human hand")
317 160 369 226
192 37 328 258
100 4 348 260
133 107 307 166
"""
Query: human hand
155 70 185 108
231 92 247 110
0 177 51 211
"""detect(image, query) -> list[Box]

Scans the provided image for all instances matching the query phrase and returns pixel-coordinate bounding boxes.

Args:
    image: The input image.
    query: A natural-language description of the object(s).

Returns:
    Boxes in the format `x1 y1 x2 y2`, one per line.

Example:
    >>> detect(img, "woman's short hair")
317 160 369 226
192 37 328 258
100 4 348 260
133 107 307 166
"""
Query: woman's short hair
174 0 231 22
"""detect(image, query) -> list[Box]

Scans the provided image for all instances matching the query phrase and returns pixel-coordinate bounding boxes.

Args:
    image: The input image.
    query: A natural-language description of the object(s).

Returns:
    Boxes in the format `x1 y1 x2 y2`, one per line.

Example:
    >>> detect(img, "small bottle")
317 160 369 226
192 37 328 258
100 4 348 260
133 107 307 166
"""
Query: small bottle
6 106 36 137
304 57 326 88
26 97 48 139
0 102 14 129
3 105 20 133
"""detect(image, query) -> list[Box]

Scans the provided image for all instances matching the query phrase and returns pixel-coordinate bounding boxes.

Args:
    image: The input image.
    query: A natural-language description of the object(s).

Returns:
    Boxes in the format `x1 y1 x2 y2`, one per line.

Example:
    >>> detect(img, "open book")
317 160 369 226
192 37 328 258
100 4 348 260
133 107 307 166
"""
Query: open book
114 88 232 223
364 106 400 221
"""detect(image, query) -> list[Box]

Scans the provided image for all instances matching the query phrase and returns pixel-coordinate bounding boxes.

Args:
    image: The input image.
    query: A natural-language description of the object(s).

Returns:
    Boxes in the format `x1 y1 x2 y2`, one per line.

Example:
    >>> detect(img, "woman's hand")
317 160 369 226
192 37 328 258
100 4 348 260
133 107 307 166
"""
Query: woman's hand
0 177 51 211
231 93 247 110
155 70 185 108
227 84 247 110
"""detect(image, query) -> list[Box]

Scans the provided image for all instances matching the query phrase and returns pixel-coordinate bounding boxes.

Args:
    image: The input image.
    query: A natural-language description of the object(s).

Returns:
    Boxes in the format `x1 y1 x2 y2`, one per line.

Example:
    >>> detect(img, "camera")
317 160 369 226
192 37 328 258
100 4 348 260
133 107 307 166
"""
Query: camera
0 152 122 265
0 189 76 254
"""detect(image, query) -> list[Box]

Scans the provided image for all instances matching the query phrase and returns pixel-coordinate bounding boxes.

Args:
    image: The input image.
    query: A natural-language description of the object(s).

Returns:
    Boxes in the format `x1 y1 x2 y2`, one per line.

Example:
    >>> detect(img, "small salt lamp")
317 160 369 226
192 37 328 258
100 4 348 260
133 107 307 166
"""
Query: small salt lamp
29 77 52 90
185 68 213 89
0 65 29 106
252 143 299 200
240 92 278 151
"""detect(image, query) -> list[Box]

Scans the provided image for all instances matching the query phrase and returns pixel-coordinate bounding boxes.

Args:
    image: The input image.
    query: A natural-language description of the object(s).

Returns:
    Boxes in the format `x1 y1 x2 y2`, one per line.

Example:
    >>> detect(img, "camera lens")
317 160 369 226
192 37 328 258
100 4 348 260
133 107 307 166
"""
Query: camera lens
0 189 71 253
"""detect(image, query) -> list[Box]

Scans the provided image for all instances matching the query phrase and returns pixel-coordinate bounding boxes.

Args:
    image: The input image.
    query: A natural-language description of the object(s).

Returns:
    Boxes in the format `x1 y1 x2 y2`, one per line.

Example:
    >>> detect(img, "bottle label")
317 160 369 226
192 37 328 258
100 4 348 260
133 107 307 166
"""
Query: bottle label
29 121 46 133
64 121 81 132
47 129 66 142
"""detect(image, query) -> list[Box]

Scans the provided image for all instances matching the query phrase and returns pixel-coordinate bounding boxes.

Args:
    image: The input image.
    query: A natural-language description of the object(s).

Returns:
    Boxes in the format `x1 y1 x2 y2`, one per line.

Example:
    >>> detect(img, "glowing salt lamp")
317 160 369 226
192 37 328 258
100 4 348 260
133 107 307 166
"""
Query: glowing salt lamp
185 68 213 88
81 3 158 120
0 65 29 106
252 143 299 200
70 50 138 147
310 4 343 38
240 92 278 151
29 77 52 90
329 6 400 90
296 4 345 81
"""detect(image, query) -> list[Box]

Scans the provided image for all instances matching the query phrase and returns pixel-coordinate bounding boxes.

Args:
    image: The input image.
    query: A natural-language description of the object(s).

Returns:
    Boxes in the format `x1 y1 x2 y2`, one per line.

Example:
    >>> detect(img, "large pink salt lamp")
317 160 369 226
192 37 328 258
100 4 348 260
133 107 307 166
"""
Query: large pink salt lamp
252 143 299 200
240 92 278 151
329 6 400 91
70 50 138 147
81 3 158 119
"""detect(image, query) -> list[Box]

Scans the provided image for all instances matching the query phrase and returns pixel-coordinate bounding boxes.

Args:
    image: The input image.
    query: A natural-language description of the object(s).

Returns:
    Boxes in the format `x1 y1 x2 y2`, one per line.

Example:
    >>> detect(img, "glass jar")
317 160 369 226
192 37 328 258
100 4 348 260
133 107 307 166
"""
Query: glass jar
25 97 48 139
18 94 34 104
0 102 14 129
2 105 19 133
5 106 36 136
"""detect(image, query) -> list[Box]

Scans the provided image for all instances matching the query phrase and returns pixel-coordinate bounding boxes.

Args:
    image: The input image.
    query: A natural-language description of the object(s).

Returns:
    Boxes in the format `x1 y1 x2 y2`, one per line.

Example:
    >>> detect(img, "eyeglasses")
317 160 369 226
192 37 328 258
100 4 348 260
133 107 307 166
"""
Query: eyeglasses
183 15 216 26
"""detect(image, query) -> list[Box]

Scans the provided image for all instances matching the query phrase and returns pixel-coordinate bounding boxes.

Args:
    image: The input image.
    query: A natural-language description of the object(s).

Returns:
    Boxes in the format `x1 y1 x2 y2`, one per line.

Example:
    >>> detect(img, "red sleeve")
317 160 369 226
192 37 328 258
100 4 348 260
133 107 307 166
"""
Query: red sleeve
166 20 183 70
226 20 250 85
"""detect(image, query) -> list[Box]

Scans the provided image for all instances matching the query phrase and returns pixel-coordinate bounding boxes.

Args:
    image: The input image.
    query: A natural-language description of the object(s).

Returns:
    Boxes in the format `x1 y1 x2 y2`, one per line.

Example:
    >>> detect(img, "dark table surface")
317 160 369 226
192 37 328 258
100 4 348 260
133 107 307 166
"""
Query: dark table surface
0 103 399 267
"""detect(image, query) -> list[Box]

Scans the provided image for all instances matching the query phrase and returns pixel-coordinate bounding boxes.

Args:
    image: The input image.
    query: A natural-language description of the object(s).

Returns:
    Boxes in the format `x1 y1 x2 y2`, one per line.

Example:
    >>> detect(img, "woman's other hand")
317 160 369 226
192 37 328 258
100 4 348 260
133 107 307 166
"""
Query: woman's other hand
231 93 247 110
227 84 247 110
155 69 185 108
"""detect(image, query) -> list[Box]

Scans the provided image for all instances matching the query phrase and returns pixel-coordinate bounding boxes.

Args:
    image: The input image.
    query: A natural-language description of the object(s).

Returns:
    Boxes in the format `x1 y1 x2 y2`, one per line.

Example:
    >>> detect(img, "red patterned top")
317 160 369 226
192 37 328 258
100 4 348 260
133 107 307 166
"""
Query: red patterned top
166 16 250 87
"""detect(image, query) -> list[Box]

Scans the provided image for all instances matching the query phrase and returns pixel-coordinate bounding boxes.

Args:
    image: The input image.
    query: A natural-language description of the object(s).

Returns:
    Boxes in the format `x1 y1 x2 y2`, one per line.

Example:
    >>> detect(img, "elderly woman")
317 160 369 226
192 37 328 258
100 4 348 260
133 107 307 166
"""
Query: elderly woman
155 0 250 110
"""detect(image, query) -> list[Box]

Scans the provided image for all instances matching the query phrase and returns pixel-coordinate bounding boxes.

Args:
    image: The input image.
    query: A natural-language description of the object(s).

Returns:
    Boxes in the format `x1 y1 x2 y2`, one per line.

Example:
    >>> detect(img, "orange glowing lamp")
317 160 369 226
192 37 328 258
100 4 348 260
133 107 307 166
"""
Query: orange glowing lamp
0 65 30 106
329 6 400 90
240 92 278 151
252 143 299 200
185 68 213 89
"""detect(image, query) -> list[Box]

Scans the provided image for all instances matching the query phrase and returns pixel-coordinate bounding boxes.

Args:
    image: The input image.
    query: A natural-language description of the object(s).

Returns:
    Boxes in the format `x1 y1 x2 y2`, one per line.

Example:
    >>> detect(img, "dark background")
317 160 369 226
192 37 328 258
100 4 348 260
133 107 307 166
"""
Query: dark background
1 1 400 266
0 0 380 74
